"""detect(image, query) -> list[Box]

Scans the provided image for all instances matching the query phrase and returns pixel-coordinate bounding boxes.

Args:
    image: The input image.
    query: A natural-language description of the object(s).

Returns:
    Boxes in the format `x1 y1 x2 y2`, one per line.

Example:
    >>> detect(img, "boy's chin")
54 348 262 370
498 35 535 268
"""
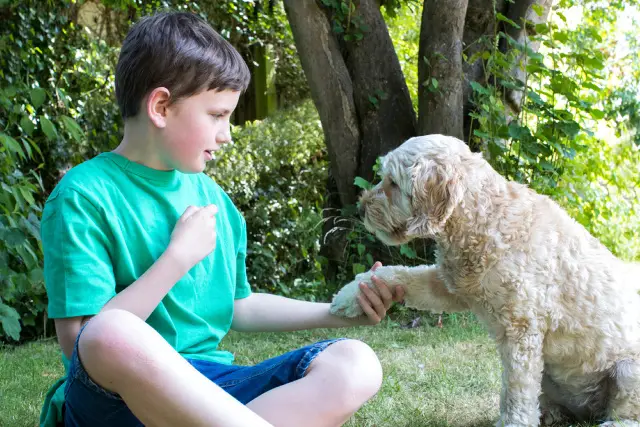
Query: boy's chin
178 161 207 174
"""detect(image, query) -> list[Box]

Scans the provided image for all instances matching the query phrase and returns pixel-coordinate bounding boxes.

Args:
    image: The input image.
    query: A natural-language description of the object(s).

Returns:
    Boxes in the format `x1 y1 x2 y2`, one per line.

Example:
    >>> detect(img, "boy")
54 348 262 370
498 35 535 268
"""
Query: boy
39 11 404 427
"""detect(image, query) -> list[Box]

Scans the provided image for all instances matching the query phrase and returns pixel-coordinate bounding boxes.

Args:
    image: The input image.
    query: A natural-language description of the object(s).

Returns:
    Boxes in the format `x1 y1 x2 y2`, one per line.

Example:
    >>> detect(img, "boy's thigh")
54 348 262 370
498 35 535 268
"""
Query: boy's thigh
188 338 346 405
63 324 142 427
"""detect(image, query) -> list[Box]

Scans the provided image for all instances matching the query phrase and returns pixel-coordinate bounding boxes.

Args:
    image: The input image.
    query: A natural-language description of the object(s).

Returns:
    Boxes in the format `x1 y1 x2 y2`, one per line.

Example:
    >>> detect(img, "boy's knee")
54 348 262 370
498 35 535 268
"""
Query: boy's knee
78 309 153 390
315 339 383 402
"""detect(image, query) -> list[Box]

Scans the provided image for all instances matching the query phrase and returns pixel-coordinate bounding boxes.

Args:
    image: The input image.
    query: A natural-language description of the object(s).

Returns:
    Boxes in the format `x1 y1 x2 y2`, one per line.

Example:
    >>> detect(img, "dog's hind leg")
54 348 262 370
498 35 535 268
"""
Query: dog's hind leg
601 359 640 426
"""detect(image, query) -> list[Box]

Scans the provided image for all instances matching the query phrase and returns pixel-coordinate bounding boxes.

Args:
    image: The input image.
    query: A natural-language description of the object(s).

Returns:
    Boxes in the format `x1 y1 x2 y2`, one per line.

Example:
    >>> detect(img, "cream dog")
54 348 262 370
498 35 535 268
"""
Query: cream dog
330 134 640 426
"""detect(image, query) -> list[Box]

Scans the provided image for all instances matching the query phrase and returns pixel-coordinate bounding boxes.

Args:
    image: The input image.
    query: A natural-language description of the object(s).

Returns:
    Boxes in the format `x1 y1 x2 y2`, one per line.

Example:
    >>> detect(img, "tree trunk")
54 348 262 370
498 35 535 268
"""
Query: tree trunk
283 0 361 207
501 0 553 114
418 0 469 139
337 0 417 182
283 0 416 282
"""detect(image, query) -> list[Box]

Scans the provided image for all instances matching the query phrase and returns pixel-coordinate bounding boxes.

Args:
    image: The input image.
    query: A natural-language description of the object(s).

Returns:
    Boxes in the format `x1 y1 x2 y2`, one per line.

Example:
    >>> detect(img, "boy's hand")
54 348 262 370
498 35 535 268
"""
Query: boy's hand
167 204 218 271
357 262 405 325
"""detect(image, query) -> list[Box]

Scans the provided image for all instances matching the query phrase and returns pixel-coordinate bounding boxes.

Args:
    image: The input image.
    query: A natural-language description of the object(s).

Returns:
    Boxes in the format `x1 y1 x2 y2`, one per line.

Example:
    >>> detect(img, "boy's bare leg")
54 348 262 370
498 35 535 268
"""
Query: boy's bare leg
78 309 273 427
247 339 383 427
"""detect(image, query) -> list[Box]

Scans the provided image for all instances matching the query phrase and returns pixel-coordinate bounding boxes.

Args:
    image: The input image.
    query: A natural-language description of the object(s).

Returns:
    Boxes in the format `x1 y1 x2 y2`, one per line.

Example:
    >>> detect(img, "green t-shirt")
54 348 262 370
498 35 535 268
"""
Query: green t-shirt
38 152 251 427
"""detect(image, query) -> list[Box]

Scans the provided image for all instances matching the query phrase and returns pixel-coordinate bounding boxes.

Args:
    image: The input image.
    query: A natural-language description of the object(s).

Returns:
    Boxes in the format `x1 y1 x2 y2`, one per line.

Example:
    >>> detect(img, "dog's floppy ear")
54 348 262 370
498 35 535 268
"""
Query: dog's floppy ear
407 156 464 237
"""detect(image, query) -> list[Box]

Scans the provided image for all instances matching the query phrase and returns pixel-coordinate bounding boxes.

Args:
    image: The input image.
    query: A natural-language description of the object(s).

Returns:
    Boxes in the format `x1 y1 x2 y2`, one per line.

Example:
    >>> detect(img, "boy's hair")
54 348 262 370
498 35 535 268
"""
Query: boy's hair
115 11 251 119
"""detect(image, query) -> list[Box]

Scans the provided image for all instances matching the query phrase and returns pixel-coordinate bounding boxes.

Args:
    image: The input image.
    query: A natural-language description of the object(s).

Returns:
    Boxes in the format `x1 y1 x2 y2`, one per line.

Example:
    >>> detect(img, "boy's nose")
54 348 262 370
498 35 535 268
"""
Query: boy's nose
217 129 232 144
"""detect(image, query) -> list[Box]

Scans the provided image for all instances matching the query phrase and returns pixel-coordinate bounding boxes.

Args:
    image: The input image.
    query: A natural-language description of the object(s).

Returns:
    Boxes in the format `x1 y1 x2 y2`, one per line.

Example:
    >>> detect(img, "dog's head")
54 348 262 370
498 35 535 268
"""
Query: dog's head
359 134 485 244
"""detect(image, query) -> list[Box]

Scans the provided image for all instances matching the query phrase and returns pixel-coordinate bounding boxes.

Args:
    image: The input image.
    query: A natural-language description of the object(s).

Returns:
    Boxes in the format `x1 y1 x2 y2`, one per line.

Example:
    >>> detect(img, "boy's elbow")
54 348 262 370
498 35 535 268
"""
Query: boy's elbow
231 295 258 331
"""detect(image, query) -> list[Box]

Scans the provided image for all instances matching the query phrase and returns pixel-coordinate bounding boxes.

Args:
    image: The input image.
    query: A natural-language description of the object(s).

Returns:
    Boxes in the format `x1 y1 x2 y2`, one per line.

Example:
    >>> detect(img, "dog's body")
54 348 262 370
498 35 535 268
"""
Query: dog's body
330 135 640 426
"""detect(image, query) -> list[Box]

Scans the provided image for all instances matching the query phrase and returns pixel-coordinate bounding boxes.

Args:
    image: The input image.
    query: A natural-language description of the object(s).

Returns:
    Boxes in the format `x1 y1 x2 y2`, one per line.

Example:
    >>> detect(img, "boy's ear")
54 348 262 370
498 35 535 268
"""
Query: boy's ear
147 87 171 128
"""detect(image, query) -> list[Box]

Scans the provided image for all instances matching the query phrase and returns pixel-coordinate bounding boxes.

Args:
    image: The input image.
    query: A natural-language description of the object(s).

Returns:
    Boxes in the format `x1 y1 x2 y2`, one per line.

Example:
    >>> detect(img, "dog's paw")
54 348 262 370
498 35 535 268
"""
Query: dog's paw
539 405 569 426
329 272 373 318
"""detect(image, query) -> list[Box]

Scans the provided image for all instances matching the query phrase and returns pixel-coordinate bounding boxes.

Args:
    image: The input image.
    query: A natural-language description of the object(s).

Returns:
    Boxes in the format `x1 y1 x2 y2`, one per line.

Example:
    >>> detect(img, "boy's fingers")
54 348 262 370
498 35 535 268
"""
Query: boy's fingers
371 261 382 272
393 286 406 302
371 276 393 306
360 283 385 317
193 204 218 220
203 204 218 216
357 295 380 324
181 205 200 221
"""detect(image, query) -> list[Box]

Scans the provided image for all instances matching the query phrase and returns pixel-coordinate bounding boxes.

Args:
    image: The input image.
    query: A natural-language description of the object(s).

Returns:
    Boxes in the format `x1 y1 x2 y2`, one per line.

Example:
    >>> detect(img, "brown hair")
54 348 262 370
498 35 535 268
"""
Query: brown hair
115 11 250 119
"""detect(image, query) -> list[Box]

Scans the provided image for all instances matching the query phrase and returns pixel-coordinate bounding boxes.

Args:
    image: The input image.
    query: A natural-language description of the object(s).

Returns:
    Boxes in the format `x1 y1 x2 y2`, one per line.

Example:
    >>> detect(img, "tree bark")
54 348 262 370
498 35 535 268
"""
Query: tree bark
418 0 469 139
338 0 417 181
283 0 361 207
462 0 506 144
501 0 553 114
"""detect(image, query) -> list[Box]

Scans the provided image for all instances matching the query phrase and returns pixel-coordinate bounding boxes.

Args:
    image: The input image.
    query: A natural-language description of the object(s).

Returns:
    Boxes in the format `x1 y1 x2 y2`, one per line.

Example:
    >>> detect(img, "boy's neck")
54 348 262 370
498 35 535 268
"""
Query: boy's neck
114 116 171 171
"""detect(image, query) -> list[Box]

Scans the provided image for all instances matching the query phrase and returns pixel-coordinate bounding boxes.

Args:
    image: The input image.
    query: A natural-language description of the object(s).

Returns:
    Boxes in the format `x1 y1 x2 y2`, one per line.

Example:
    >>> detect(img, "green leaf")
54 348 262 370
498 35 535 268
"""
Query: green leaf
470 81 490 95
40 116 58 141
354 176 373 190
0 132 26 159
0 301 21 341
496 13 520 29
534 23 549 34
60 115 84 142
352 263 366 275
366 253 374 266
357 243 366 256
554 31 569 44
30 88 47 109
400 244 417 259
19 185 36 206
508 123 532 141
582 82 602 92
532 4 544 16
589 109 605 120
20 116 35 136
557 121 580 139
431 78 439 89
4 86 17 98
4 228 27 247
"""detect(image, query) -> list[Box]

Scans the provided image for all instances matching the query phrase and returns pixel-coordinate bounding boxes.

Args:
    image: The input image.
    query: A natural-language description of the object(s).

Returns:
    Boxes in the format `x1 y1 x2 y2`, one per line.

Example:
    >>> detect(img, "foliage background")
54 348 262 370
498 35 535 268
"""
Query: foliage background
1 0 639 342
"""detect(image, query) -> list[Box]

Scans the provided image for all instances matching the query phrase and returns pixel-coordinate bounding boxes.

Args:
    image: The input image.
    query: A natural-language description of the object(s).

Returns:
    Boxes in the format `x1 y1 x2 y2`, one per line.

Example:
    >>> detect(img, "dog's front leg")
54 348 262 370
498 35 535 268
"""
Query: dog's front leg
330 264 469 318
496 329 545 427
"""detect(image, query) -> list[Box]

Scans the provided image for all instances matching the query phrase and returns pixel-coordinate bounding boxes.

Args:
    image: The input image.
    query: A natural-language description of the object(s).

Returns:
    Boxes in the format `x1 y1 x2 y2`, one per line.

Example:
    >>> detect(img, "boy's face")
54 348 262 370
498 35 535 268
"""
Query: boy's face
161 89 240 173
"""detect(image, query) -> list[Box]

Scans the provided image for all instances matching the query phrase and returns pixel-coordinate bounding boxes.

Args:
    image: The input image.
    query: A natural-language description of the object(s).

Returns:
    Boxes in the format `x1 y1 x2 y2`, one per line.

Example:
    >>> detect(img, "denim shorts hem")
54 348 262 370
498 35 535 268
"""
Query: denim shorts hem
66 319 123 402
295 337 347 379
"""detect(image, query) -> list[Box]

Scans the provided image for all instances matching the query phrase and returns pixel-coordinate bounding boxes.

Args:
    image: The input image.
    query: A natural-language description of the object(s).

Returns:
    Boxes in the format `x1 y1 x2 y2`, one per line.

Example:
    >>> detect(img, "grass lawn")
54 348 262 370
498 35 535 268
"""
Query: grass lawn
0 314 505 427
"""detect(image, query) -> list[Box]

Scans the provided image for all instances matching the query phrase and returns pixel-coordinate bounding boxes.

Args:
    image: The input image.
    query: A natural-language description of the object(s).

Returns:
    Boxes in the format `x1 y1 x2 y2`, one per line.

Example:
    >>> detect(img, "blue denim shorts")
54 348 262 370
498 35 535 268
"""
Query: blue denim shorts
62 324 345 427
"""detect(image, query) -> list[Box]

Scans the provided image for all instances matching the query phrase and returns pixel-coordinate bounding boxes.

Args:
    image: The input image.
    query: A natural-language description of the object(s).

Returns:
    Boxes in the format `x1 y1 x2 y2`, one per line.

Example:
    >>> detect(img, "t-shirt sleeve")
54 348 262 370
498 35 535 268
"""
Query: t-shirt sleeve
234 218 252 300
42 188 116 318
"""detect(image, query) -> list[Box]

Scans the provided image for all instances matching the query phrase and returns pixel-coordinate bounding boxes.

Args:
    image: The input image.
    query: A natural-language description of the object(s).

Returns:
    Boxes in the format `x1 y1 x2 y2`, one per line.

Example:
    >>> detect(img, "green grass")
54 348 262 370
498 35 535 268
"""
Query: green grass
1 314 502 427
0 313 614 426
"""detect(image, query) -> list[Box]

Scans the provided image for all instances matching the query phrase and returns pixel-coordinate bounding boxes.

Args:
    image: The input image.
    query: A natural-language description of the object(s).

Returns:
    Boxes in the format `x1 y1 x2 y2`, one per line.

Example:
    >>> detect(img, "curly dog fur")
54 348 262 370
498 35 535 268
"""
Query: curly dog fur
330 134 640 426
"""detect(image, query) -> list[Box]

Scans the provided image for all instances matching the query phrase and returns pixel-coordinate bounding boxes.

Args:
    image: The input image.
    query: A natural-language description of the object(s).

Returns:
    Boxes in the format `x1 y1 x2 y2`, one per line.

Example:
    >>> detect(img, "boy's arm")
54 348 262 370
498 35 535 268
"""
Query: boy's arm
231 263 404 332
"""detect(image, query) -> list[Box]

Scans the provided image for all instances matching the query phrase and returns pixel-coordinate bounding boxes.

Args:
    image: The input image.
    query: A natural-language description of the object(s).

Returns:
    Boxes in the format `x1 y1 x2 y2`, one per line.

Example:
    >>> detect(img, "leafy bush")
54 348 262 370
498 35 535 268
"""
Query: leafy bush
207 100 329 300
